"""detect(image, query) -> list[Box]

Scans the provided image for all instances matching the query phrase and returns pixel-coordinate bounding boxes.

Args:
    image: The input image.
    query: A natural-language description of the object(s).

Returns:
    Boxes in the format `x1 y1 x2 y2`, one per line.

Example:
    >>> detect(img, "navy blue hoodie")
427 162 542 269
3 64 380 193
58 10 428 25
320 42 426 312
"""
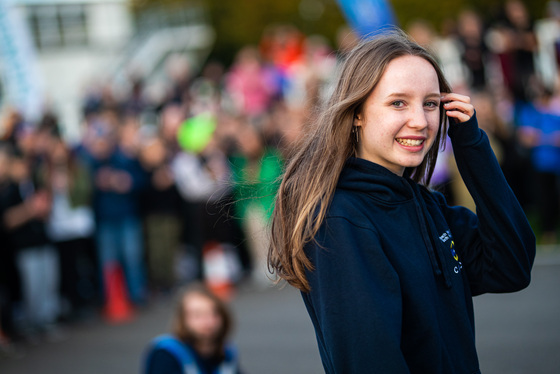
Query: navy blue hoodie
302 115 535 374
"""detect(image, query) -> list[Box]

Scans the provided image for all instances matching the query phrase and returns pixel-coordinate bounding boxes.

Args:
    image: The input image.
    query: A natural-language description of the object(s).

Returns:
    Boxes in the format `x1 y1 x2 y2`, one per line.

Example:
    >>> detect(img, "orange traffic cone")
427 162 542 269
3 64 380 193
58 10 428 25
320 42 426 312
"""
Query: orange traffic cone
102 262 134 323
202 242 236 301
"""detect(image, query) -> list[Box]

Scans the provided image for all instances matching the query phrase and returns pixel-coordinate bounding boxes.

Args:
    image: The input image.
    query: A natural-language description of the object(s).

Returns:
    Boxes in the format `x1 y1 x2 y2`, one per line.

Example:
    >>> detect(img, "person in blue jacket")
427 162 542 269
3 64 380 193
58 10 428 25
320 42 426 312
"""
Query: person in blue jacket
143 283 241 374
268 29 536 374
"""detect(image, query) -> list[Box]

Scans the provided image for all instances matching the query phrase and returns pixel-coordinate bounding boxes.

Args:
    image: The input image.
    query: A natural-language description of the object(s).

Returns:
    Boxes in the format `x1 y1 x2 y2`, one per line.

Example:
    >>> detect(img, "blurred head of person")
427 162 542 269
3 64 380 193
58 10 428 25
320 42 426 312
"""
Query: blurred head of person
139 134 166 171
119 113 141 156
34 127 58 159
49 138 69 166
160 103 186 147
0 108 24 143
88 130 116 161
235 120 266 161
15 127 36 159
505 0 531 28
48 139 73 192
457 9 484 40
407 19 436 49
171 283 233 359
233 45 263 71
85 108 120 160
165 54 192 85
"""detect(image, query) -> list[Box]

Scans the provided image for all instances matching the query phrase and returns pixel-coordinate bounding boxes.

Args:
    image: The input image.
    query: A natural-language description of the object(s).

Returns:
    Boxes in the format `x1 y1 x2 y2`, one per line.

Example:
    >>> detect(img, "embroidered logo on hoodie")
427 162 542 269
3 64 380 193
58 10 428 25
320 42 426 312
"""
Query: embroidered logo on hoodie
439 230 463 274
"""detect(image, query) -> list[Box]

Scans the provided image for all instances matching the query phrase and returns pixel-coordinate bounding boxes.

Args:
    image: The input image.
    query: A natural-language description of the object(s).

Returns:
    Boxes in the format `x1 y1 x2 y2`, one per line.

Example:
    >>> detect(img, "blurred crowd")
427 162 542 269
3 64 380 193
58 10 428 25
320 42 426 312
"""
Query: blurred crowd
0 23 338 348
1 0 559 353
406 0 560 245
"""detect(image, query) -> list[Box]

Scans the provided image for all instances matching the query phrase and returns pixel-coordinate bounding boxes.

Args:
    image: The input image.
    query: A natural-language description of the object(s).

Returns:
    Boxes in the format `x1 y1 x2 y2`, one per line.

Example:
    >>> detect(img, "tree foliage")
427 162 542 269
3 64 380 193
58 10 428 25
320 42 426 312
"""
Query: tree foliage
130 0 551 65
203 0 345 64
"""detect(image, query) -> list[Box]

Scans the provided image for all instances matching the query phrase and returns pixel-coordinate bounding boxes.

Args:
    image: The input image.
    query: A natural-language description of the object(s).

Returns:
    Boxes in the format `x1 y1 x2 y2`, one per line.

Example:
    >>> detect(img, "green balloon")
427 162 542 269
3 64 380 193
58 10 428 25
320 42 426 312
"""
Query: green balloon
177 112 216 153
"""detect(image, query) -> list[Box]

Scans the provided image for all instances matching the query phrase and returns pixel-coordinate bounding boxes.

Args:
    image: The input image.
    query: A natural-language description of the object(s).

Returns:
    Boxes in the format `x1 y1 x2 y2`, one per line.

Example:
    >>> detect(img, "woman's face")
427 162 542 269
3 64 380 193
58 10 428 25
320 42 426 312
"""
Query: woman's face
356 55 441 176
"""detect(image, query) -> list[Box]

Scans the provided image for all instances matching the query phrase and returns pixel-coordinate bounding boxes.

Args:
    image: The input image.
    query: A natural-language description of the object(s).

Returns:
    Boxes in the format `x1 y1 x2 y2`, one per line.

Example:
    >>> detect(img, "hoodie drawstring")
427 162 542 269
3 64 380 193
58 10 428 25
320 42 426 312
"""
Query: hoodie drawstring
411 183 453 289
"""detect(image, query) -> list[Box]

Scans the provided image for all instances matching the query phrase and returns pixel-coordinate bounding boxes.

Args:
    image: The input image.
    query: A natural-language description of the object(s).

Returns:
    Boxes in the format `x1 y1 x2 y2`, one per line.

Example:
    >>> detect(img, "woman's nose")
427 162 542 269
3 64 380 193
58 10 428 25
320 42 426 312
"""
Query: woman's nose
407 104 429 129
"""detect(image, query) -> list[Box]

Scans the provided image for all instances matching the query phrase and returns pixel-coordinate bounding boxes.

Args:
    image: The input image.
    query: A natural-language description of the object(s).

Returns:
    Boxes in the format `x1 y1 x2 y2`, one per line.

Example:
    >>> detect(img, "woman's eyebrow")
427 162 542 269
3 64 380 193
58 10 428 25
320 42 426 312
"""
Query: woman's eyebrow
385 92 441 99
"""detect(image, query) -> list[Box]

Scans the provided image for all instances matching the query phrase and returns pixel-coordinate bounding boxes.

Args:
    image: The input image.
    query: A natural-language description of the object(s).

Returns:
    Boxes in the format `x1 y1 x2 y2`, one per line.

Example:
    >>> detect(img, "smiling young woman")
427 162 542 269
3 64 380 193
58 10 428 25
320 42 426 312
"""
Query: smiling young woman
268 29 535 374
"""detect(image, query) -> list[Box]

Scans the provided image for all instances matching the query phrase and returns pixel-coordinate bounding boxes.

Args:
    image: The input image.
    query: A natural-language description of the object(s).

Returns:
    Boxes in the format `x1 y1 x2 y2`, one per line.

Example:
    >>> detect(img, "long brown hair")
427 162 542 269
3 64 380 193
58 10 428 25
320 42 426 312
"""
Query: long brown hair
268 29 452 292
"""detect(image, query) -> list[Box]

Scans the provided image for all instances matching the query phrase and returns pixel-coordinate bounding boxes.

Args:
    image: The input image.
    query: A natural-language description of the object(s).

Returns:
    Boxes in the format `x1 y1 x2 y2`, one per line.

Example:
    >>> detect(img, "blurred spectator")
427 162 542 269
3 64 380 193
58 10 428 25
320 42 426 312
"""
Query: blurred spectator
124 75 148 115
456 9 490 91
449 90 509 211
0 144 20 344
260 24 305 74
138 105 184 293
229 120 283 287
143 283 241 374
189 60 226 115
172 111 234 283
492 0 539 102
535 1 560 92
80 109 148 307
408 19 467 92
407 19 437 48
225 46 282 118
282 35 336 113
0 137 60 340
266 100 306 157
0 109 25 148
436 18 470 91
46 138 98 319
516 88 560 244
165 54 194 107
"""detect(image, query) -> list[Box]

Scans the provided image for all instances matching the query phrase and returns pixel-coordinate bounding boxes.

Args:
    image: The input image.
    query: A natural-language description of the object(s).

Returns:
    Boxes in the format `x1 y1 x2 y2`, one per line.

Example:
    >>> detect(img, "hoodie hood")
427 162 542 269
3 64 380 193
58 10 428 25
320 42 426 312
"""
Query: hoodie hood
337 157 414 204
335 156 454 289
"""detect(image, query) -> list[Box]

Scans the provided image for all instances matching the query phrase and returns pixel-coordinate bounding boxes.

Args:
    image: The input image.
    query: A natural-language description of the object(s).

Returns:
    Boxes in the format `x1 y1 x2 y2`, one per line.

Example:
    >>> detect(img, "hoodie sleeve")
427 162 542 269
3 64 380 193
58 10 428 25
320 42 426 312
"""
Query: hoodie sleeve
441 114 536 296
303 215 411 374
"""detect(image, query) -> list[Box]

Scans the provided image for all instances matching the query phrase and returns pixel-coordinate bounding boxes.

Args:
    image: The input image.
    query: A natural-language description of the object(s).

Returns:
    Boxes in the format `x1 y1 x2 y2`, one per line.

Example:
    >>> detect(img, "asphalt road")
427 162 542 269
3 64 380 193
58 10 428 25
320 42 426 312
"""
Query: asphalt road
1 251 559 374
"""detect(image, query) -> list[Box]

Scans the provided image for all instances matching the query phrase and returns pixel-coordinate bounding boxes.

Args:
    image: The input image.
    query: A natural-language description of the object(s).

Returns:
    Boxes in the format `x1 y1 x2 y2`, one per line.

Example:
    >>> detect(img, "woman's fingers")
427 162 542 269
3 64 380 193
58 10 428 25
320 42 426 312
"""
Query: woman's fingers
441 93 474 123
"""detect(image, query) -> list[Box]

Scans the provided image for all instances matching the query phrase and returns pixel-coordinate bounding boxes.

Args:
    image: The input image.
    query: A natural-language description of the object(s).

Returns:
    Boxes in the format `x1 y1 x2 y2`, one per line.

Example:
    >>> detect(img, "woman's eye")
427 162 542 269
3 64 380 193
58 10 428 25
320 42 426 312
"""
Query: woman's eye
425 101 439 108
391 100 404 108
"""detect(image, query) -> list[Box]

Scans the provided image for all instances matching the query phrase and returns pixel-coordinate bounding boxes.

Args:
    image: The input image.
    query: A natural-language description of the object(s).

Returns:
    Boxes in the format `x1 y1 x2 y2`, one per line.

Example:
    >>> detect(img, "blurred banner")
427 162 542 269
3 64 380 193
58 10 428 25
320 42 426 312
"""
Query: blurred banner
0 0 44 121
336 0 396 37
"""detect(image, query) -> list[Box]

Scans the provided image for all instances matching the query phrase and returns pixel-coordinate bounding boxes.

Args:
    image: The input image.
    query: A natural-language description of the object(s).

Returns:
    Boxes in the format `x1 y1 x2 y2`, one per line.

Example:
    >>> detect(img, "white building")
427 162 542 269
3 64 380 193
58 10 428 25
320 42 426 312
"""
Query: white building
0 0 214 142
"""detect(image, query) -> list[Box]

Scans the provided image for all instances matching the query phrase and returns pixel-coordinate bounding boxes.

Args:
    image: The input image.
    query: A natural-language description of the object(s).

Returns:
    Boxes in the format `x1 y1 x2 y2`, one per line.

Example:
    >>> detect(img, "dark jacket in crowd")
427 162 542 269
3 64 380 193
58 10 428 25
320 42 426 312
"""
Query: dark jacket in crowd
87 147 148 221
0 181 49 250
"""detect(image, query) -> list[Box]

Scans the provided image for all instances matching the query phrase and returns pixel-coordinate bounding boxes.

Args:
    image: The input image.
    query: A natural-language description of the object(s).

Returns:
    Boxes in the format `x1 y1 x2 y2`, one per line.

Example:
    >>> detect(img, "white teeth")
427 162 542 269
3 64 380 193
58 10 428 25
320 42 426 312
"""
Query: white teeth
396 138 423 146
